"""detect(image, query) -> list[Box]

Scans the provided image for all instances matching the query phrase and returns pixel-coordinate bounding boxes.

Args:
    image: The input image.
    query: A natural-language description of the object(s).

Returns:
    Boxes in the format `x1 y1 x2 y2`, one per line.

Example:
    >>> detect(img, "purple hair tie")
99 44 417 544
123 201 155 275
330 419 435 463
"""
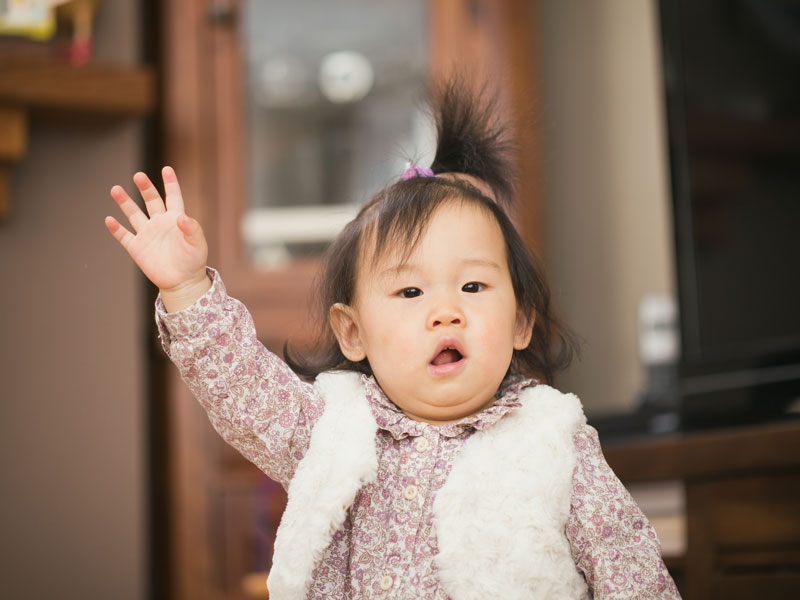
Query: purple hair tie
402 163 435 180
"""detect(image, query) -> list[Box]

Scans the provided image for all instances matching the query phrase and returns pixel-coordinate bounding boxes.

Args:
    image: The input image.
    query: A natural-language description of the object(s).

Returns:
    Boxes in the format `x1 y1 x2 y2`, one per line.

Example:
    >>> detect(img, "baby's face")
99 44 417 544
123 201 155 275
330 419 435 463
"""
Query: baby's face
331 200 533 424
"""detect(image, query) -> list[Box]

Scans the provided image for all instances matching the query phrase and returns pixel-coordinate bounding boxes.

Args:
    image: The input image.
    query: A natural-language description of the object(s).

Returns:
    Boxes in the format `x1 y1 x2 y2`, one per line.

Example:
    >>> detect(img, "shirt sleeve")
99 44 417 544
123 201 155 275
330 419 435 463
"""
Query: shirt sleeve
566 425 682 599
155 267 325 487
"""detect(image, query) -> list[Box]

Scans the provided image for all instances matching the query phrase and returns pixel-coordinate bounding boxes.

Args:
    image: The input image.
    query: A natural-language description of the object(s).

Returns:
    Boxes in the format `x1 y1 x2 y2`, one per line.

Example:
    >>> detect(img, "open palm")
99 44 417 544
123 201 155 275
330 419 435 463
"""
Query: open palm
105 166 208 293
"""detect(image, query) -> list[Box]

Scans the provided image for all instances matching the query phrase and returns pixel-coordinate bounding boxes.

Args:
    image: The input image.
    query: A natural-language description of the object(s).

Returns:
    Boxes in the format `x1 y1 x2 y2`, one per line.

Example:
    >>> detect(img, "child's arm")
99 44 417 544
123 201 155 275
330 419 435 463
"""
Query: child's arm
567 425 682 599
155 269 324 486
106 168 325 486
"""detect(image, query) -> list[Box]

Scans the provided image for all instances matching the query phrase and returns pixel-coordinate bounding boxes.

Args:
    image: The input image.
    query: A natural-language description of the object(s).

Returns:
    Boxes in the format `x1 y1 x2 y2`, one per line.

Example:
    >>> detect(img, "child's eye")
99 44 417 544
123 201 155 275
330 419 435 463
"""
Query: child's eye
398 287 422 298
462 282 485 293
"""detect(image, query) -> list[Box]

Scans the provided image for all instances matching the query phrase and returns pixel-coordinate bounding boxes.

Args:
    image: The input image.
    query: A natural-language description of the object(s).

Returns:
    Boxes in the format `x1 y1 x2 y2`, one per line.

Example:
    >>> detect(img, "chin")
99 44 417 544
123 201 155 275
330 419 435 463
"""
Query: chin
415 396 494 424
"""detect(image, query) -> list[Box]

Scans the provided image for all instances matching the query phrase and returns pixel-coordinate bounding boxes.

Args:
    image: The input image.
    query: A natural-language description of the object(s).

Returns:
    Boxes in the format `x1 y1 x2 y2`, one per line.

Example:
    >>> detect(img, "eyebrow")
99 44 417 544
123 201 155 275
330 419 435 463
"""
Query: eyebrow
379 258 502 279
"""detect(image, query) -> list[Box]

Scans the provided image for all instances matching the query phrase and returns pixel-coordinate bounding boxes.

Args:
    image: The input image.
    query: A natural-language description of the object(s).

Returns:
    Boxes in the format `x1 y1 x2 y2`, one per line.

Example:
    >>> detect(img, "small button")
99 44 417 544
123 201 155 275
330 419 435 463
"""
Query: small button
404 484 418 501
415 437 430 453
379 575 393 590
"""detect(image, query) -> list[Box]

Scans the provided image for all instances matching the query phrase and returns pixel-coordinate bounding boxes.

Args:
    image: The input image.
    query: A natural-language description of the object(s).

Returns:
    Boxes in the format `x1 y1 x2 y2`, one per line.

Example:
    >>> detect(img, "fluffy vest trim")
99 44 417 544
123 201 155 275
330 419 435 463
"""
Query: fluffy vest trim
267 372 379 598
268 372 590 600
433 383 590 599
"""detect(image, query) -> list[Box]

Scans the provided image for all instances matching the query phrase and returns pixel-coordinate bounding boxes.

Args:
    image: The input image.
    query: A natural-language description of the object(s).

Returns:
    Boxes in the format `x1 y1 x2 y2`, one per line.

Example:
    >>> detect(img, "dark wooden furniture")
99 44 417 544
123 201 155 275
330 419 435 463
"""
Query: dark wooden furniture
603 420 800 599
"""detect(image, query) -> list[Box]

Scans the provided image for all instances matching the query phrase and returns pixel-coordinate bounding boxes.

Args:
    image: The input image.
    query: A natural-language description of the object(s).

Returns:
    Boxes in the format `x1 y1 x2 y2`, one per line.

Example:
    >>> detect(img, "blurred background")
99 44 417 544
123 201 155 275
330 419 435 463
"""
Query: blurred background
1 1 798 599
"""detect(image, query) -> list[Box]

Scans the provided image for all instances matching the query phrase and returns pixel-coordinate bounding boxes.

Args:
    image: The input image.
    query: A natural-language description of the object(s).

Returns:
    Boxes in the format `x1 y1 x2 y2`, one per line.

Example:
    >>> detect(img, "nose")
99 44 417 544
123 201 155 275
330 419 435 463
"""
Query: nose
427 300 465 330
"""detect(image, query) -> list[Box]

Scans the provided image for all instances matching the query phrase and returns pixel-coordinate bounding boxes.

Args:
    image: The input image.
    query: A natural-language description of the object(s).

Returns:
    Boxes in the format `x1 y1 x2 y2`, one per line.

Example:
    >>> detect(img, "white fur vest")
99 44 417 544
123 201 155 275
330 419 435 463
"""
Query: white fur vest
267 372 590 600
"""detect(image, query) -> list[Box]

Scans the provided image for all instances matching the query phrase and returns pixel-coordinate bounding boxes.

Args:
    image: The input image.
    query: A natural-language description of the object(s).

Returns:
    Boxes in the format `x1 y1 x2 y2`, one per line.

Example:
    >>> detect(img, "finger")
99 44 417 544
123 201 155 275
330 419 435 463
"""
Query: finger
104 216 136 252
177 213 203 246
162 166 185 213
110 185 148 232
133 171 166 218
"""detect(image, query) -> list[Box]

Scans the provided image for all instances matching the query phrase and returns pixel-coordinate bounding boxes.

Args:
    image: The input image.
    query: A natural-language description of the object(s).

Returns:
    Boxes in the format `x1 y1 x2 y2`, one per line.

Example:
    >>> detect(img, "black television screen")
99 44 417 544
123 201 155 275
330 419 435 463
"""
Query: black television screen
659 0 800 425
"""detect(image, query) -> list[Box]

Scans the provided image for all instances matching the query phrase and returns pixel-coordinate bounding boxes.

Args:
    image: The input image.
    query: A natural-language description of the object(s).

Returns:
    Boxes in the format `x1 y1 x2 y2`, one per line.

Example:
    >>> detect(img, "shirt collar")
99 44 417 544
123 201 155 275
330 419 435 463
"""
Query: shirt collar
360 374 536 440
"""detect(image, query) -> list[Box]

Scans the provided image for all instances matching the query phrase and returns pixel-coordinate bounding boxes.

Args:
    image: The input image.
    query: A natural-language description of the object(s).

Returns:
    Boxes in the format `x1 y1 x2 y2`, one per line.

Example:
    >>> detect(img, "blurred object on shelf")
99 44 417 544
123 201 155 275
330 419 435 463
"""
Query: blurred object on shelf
0 0 58 41
0 0 99 65
54 0 98 65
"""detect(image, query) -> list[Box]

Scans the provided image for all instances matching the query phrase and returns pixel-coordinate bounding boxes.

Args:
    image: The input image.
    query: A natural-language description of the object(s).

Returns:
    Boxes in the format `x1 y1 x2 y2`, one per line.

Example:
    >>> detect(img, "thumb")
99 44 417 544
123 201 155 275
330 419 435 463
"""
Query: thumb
177 213 204 246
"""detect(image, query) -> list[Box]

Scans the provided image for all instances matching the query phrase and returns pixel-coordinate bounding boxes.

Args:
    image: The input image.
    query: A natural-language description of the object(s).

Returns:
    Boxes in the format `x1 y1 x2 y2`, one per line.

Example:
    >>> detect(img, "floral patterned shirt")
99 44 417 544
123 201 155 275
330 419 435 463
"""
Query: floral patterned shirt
156 269 681 599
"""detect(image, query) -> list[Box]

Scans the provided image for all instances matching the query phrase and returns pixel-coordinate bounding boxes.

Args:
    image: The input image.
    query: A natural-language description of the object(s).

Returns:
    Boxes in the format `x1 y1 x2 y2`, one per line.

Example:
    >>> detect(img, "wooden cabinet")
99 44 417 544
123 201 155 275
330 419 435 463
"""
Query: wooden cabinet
157 1 544 598
687 473 800 598
603 421 800 599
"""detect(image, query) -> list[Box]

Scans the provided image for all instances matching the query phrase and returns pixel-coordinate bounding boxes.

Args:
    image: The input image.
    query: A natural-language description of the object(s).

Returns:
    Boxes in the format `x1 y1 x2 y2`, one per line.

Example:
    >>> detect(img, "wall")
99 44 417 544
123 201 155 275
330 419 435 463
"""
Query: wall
0 2 147 598
536 0 675 415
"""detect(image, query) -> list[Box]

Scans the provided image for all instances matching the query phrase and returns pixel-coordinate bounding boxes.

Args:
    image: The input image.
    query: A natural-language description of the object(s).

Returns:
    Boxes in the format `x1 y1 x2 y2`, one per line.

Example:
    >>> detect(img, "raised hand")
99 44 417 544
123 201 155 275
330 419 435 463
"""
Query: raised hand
105 166 211 312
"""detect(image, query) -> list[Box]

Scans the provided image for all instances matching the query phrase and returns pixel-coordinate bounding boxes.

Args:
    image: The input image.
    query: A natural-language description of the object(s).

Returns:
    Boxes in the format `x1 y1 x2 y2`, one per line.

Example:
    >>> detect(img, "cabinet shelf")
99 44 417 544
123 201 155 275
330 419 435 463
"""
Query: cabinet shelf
0 58 156 220
0 58 155 116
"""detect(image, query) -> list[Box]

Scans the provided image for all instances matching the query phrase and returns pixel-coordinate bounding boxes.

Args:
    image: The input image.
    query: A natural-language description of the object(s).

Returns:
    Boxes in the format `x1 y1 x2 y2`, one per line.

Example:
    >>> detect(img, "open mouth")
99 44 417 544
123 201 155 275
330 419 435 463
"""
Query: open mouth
429 338 466 376
431 347 464 366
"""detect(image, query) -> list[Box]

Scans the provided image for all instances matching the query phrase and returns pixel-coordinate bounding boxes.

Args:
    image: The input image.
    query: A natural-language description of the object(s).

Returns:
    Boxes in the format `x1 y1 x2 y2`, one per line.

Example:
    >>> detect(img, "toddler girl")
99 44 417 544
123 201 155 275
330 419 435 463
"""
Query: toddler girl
106 82 681 599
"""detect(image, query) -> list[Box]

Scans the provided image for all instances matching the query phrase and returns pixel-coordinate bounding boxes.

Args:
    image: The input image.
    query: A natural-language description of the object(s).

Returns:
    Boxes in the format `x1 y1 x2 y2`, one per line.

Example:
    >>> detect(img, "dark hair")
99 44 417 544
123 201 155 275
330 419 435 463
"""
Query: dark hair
285 80 577 385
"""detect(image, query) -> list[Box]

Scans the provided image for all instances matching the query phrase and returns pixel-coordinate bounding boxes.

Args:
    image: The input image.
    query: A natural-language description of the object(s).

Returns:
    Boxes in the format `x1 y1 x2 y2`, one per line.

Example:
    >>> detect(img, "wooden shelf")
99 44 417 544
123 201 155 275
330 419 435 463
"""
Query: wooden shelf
0 58 155 116
0 58 156 219
603 420 800 598
602 420 800 483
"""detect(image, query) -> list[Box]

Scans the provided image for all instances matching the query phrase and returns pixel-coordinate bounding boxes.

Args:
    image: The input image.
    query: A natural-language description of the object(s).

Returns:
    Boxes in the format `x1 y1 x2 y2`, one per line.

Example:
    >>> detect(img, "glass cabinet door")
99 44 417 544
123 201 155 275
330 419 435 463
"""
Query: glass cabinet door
240 1 430 269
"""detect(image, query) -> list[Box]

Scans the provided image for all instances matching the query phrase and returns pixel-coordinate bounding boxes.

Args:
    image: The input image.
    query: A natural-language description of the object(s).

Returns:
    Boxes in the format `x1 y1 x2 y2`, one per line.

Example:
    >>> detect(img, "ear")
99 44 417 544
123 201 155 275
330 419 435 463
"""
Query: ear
329 303 367 362
513 310 534 351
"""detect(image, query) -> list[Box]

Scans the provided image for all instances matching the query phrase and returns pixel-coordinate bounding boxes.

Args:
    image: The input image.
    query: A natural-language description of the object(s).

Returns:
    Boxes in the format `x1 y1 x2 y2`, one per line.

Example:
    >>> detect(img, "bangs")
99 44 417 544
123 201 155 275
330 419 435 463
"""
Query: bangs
359 176 496 269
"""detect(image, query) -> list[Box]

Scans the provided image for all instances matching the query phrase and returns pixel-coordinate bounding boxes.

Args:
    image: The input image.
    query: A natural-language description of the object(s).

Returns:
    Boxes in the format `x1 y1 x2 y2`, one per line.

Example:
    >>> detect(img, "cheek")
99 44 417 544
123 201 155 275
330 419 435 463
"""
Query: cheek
377 325 416 363
376 329 398 352
369 327 417 384
484 333 516 364
361 304 415 359
372 302 417 341
479 299 519 352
